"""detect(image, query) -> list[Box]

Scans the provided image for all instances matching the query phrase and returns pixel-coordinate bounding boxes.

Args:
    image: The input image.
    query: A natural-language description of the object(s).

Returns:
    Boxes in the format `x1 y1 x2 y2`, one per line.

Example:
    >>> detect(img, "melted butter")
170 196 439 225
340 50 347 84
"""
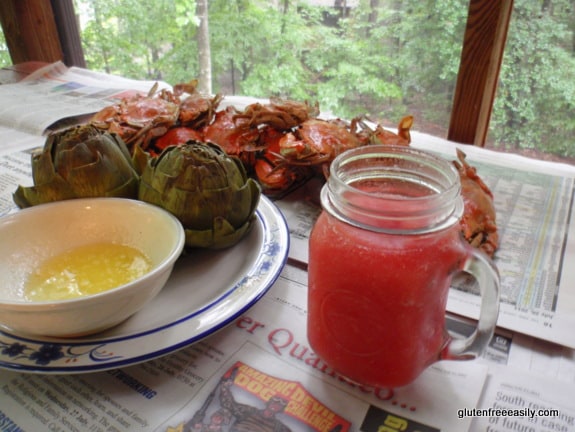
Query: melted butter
25 243 152 301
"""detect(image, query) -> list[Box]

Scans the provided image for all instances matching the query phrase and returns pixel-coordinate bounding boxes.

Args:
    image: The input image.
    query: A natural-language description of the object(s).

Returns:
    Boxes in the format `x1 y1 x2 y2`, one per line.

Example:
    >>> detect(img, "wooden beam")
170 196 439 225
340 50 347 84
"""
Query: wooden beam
0 0 63 64
50 0 86 67
448 0 513 146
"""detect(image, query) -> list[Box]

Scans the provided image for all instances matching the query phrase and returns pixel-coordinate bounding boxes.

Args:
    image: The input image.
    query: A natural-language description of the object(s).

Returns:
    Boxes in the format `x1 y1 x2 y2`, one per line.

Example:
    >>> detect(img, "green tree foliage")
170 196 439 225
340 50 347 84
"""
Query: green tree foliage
0 29 11 67
210 0 321 101
491 0 575 157
80 0 198 82
75 0 574 159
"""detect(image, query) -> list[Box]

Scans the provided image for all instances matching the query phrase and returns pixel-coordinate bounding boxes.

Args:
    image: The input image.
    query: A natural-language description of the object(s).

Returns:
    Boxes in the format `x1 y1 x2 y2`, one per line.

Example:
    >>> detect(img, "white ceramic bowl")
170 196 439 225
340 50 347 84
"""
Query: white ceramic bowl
0 198 185 337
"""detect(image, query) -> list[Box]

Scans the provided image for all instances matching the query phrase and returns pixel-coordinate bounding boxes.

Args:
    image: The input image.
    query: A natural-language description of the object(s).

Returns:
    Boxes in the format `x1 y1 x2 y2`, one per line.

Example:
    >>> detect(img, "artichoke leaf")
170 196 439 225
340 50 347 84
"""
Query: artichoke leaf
139 182 215 229
54 142 96 173
104 177 140 198
30 148 58 184
13 150 76 207
109 132 134 162
230 179 260 227
185 216 256 250
132 144 151 176
13 174 77 208
65 150 138 196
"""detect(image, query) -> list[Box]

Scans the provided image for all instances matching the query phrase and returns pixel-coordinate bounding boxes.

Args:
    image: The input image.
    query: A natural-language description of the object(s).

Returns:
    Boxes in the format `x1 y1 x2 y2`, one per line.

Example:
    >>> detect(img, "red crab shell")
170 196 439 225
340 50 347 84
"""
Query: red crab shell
201 106 261 157
234 98 320 130
178 93 223 129
253 126 314 194
151 126 204 155
90 90 179 151
278 118 363 166
453 149 499 256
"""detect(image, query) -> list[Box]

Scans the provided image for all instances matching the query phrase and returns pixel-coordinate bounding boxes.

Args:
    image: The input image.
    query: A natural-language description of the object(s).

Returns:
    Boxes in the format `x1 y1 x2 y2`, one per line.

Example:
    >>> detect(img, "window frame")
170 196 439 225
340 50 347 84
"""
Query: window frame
448 0 513 146
0 0 85 68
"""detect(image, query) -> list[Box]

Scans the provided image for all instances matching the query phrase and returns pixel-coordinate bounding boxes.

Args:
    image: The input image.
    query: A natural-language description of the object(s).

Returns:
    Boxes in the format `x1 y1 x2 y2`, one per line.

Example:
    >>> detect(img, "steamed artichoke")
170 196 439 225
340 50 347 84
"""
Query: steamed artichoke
135 141 261 249
13 125 139 208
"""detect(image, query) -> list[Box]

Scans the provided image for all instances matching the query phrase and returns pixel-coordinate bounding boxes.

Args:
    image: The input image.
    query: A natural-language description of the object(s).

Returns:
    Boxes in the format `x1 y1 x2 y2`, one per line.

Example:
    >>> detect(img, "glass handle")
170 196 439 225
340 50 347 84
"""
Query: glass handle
442 249 501 360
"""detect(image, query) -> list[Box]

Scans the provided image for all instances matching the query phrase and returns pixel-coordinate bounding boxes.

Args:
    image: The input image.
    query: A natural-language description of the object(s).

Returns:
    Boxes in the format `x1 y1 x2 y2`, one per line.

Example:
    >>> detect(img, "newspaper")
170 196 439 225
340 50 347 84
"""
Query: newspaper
0 265 487 432
0 61 168 136
1 63 575 431
0 262 573 431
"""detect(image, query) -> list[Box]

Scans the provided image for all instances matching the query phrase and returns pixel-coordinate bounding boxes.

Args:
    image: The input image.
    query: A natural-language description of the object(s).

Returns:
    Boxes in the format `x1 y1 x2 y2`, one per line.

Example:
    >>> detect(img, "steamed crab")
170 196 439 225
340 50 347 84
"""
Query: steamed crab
246 112 414 192
453 149 499 256
90 83 179 150
89 88 499 256
90 81 221 152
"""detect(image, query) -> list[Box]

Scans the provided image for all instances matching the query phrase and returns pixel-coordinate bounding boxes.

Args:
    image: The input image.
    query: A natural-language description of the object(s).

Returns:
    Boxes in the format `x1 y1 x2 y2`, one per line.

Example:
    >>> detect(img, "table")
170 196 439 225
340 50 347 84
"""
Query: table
0 63 574 432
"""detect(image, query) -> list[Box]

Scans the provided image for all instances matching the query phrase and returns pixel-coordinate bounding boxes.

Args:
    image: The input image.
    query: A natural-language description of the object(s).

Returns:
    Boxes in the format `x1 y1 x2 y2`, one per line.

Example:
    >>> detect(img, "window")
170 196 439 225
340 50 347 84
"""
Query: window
76 0 469 134
486 0 575 163
2 0 573 164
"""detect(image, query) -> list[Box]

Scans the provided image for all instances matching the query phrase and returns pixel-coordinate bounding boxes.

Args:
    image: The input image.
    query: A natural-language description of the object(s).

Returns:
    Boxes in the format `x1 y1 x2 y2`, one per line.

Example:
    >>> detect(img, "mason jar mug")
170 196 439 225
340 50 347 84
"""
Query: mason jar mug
307 145 500 389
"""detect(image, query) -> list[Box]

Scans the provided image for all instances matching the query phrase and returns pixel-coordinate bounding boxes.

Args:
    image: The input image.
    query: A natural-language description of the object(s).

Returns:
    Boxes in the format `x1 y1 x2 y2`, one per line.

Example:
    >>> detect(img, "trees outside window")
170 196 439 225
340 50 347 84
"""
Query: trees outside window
488 0 575 161
0 29 11 67
3 0 573 162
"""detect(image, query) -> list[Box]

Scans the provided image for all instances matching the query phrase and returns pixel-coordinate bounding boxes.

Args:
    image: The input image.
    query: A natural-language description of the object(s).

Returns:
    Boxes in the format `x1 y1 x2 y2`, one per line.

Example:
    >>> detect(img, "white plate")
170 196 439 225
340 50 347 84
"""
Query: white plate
0 196 289 373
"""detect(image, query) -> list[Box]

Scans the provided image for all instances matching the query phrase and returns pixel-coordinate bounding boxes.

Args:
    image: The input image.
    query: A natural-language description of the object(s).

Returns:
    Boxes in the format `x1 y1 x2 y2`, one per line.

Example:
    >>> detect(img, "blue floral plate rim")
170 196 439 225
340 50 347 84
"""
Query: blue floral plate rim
0 195 289 374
